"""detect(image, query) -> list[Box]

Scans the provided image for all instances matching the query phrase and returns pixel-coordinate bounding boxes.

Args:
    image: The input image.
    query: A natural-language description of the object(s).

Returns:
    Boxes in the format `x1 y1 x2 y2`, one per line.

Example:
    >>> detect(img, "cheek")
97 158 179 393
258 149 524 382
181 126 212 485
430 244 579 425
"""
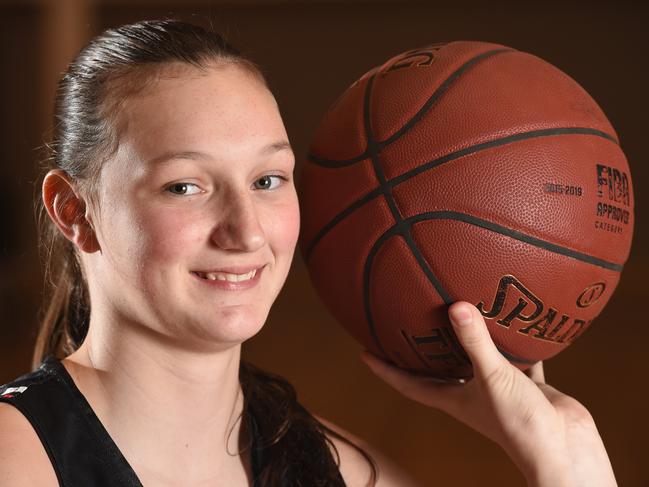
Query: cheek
267 195 301 256
112 201 206 269
95 165 206 290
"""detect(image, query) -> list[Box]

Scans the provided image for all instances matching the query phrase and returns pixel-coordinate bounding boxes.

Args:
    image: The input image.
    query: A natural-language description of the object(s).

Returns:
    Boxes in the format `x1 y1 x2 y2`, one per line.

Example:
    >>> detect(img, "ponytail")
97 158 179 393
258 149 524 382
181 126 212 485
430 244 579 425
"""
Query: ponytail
32 195 90 368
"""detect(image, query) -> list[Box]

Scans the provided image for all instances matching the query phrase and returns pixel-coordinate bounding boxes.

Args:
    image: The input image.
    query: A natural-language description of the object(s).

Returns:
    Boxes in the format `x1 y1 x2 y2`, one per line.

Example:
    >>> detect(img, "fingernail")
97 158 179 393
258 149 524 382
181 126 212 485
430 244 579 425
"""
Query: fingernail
451 306 473 326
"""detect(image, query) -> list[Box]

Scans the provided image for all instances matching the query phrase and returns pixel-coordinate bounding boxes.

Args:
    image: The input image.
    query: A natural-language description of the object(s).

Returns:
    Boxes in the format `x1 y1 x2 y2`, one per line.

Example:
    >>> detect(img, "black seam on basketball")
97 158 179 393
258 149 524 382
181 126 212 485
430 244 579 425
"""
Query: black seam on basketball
308 151 368 167
304 127 619 260
402 229 452 304
307 48 514 168
404 210 623 271
388 127 618 186
365 75 404 220
377 48 513 147
362 231 394 359
304 187 384 258
363 71 458 367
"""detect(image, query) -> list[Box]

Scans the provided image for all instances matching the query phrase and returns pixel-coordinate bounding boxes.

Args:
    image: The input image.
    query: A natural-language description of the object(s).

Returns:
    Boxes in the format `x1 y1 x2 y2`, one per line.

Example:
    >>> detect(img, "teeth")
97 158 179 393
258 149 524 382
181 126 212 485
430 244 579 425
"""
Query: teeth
199 269 257 282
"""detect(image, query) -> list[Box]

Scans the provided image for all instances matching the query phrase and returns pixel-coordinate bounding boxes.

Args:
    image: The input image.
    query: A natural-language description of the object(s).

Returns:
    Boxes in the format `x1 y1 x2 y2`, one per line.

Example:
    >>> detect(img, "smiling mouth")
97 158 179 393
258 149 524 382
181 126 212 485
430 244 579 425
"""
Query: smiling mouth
192 269 258 282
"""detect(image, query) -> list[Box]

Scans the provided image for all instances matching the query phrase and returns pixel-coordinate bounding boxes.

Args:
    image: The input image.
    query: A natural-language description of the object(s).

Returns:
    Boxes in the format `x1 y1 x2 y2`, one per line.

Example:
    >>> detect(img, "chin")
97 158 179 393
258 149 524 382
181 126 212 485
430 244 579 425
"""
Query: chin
195 306 268 347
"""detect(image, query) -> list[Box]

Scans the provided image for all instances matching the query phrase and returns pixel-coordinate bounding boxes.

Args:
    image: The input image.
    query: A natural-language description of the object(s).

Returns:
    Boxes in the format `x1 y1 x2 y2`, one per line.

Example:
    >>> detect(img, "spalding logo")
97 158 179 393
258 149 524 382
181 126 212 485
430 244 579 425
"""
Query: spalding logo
476 274 592 345
576 282 606 308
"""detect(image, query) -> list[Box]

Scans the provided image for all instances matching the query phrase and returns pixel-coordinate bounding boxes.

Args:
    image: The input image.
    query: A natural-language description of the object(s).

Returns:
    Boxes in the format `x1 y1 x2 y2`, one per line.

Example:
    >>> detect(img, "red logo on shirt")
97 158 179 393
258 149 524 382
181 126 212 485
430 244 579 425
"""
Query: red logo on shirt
0 386 27 398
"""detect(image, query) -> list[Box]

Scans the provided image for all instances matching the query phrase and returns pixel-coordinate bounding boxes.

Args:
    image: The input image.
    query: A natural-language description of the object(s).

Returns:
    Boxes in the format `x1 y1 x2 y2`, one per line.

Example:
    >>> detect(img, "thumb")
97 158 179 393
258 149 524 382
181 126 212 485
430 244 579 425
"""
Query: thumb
448 301 509 380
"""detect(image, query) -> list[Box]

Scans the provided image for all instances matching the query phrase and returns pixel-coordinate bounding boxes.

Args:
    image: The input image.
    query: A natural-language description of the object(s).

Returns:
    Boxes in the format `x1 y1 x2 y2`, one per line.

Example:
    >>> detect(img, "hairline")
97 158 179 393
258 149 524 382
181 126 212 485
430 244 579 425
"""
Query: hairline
80 56 267 210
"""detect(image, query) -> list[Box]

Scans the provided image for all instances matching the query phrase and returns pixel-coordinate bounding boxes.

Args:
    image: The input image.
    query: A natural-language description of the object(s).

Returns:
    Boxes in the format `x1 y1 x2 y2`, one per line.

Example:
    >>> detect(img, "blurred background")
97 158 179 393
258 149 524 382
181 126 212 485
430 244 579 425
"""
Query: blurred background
1 0 647 485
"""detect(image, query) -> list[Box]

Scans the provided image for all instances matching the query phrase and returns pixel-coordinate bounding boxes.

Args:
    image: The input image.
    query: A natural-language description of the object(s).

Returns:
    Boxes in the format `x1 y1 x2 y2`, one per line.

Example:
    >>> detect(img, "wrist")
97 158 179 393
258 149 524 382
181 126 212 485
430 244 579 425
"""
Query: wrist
499 433 576 487
523 459 576 487
515 429 617 487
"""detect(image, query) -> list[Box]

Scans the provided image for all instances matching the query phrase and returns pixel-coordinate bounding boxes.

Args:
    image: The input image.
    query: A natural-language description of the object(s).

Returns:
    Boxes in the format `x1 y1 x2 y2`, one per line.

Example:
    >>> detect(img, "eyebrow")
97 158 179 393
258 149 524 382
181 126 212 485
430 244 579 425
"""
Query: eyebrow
146 141 293 166
261 141 293 155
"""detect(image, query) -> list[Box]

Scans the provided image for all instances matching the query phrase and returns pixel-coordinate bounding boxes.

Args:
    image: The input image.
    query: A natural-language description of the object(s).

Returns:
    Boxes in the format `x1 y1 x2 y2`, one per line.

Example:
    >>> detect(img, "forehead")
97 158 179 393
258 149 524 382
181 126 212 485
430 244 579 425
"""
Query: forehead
115 63 286 162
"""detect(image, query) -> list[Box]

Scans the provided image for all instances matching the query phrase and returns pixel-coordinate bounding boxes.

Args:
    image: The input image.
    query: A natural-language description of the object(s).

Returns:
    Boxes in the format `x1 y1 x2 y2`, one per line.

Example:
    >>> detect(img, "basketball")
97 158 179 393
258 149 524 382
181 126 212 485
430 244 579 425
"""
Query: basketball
298 41 634 378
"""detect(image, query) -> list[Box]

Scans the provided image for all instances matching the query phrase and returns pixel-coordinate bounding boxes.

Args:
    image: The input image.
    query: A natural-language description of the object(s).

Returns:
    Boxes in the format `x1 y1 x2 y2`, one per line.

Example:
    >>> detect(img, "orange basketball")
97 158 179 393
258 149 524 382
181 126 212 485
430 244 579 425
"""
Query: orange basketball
298 41 634 379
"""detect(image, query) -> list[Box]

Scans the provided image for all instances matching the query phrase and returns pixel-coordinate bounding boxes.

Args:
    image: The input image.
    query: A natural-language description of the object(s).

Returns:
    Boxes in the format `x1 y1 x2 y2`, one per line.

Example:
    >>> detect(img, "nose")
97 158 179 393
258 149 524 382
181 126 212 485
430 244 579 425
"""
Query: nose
210 190 266 252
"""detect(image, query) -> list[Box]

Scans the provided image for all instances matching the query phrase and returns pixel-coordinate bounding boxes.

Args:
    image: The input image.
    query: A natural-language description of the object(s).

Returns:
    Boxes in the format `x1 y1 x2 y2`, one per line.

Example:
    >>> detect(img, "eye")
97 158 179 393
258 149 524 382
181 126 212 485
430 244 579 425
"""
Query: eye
253 175 285 190
166 182 202 196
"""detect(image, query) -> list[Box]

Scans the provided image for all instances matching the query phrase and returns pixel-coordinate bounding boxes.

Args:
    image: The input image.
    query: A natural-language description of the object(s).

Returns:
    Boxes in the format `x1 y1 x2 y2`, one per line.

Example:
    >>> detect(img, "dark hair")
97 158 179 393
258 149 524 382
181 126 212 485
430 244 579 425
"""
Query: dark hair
34 18 376 486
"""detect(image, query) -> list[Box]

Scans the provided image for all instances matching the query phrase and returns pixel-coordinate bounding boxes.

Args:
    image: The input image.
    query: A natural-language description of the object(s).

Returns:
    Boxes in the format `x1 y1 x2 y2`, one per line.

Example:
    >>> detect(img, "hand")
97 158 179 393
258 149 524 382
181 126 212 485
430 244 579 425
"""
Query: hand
361 301 617 487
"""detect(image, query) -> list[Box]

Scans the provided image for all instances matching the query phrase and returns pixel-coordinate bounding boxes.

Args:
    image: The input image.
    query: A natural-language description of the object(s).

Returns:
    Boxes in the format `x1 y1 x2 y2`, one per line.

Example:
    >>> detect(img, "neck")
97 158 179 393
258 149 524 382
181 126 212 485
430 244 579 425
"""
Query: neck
62 314 250 484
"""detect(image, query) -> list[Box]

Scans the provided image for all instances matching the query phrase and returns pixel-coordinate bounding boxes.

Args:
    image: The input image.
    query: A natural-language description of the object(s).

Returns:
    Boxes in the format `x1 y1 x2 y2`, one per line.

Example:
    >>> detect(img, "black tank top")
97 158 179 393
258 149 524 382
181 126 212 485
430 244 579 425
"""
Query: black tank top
0 356 269 486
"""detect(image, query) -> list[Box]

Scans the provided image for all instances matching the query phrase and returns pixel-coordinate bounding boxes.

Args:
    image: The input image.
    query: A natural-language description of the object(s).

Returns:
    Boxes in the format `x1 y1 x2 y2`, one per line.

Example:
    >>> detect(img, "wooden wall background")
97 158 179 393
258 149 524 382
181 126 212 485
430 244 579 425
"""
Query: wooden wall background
0 0 647 485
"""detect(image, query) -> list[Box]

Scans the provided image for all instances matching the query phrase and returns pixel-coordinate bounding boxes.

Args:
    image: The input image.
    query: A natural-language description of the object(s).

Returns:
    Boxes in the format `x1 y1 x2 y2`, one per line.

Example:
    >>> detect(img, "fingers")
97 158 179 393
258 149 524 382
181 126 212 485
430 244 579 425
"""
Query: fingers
361 351 464 384
360 351 464 408
525 361 546 383
448 301 509 381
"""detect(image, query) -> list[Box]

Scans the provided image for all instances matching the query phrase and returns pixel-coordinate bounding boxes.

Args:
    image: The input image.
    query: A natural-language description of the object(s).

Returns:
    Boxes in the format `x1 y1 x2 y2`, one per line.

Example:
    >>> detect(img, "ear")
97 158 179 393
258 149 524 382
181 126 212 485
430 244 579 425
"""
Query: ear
42 170 100 253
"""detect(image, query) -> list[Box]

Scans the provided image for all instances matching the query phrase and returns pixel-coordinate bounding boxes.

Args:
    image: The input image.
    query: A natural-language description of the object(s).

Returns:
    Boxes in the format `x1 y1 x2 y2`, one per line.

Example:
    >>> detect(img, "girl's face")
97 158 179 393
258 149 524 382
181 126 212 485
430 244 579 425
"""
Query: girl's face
86 63 299 352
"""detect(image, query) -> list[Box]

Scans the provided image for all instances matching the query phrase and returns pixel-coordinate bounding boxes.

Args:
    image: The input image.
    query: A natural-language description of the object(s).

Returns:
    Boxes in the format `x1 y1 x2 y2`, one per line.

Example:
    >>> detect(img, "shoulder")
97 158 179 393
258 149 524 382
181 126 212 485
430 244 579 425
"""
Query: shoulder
0 402 58 486
316 415 420 487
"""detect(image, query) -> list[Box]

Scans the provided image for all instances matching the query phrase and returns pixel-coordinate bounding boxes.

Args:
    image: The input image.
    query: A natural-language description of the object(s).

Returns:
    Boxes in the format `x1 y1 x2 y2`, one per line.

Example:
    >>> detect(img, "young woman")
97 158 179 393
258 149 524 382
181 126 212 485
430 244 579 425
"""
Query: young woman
0 19 617 486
